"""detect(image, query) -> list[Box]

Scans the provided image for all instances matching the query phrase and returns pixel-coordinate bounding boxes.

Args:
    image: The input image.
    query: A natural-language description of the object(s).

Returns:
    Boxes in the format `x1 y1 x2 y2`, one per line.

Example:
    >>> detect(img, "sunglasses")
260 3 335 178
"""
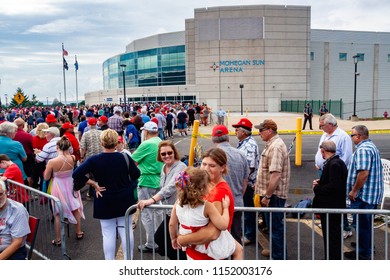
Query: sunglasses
160 151 173 157
350 134 359 138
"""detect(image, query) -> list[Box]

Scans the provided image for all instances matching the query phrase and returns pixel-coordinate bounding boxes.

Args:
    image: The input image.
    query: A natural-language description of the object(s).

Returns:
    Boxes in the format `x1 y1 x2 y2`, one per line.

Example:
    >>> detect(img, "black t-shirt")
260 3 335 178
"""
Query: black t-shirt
177 111 187 123
187 108 195 120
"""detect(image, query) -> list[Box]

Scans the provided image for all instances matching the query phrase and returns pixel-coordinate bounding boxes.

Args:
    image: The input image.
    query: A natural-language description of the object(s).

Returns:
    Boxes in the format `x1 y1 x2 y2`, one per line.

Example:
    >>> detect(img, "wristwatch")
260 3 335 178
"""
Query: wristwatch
265 195 272 199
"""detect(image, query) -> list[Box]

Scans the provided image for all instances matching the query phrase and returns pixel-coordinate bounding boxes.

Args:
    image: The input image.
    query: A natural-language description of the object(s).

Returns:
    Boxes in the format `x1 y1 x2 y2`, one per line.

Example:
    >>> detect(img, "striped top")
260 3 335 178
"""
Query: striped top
347 139 384 205
35 137 60 163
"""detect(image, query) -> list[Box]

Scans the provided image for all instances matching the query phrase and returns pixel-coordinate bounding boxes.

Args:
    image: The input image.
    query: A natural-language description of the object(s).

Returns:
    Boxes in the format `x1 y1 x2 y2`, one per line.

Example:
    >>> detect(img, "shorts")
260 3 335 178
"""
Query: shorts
177 123 187 130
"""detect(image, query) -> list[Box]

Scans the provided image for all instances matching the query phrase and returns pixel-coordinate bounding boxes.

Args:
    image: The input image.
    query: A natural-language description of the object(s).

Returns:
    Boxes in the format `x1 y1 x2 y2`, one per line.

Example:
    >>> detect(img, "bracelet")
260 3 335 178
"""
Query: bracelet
151 197 157 203
265 195 272 199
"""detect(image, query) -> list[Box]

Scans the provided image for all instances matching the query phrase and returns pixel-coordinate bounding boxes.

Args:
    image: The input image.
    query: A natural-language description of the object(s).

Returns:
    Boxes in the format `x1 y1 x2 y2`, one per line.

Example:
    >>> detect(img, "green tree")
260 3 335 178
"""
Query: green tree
29 94 39 107
9 88 30 107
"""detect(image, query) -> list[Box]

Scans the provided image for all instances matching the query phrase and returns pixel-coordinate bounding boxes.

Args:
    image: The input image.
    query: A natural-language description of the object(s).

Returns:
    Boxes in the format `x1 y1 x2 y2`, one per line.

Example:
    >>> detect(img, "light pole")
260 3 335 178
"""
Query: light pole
46 97 48 107
4 94 7 107
120 64 127 112
239 84 244 115
59 92 62 104
352 54 360 120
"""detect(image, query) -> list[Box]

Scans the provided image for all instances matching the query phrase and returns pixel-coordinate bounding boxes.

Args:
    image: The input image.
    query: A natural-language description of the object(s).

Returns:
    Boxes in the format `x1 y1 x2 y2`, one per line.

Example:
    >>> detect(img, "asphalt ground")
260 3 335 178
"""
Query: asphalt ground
65 126 390 260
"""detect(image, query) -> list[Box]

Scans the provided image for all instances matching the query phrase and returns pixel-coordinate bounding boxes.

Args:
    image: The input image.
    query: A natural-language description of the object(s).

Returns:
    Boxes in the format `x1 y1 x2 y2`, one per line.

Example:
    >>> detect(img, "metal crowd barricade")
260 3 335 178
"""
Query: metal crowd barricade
6 179 70 260
125 204 390 260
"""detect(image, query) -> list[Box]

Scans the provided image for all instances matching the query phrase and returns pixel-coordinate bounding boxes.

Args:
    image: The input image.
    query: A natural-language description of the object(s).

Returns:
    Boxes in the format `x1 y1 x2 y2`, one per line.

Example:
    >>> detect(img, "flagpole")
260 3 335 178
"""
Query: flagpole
62 43 67 106
75 55 79 108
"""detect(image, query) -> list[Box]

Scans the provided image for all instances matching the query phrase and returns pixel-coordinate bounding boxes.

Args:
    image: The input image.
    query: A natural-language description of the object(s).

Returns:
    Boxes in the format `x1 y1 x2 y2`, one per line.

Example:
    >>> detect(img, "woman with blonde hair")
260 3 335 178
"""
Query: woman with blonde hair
73 129 140 259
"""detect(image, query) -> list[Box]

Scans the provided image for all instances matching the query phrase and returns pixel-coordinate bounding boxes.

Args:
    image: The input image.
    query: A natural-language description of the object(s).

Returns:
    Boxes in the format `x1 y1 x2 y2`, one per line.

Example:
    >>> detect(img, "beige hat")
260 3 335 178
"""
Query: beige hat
42 127 60 137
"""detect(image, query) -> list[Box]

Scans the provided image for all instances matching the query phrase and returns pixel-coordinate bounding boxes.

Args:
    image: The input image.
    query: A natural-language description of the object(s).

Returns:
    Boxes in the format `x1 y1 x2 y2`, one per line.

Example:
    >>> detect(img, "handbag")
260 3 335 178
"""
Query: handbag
122 153 138 201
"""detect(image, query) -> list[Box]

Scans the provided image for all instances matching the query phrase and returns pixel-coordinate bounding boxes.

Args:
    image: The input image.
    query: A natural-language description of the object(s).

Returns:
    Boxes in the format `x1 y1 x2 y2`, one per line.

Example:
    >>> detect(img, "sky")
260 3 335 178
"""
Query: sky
1 0 389 105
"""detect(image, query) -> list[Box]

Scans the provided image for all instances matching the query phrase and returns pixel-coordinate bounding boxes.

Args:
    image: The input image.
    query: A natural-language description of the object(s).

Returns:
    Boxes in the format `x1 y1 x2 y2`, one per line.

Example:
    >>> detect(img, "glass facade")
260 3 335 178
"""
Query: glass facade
103 45 186 89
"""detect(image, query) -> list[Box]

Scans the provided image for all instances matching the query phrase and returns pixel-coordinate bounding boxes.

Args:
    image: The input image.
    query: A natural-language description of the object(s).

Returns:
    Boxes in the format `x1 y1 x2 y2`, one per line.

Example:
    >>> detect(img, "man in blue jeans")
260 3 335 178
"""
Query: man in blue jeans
232 118 259 245
254 119 290 260
345 125 384 260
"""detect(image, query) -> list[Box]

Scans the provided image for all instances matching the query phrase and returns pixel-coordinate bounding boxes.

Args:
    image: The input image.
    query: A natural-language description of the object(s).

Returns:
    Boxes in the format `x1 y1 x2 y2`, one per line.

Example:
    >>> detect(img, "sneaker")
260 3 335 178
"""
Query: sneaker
137 244 156 253
343 230 353 239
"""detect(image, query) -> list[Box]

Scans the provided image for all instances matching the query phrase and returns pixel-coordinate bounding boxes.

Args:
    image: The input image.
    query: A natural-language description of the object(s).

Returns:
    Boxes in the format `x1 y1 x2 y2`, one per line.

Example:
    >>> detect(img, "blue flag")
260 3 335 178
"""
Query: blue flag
74 59 79 71
63 58 69 70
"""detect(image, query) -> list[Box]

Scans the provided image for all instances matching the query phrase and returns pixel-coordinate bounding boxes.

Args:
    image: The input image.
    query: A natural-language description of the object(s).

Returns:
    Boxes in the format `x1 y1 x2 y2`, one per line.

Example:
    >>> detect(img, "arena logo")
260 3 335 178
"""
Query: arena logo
211 59 265 73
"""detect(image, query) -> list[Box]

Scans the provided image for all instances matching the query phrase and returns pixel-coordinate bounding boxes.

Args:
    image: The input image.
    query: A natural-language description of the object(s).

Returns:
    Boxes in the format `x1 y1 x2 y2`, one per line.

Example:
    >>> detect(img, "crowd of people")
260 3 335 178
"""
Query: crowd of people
0 101 385 260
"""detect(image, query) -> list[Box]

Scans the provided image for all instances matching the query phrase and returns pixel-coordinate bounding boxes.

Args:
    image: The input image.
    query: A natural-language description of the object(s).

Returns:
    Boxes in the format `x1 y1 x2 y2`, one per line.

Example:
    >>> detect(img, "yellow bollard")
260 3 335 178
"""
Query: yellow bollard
295 117 302 166
188 120 200 166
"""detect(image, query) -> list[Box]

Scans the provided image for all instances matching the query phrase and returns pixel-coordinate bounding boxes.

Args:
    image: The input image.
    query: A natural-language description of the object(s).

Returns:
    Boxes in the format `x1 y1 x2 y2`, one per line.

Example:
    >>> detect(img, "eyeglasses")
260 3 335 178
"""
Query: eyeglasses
160 151 173 157
350 134 359 138
0 192 5 197
259 128 268 133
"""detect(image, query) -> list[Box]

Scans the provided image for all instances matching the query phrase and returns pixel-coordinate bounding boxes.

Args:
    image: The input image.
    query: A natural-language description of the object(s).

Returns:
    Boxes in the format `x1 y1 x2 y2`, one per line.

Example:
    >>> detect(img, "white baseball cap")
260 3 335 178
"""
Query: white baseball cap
141 121 158 132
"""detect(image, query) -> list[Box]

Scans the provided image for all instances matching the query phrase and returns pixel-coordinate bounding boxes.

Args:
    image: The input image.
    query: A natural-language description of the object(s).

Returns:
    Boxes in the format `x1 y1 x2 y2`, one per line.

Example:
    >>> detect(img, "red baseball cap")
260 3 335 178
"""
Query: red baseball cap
88 118 97 126
118 136 124 143
232 118 253 131
212 125 229 137
151 117 159 125
45 114 57 123
61 122 74 129
98 116 108 123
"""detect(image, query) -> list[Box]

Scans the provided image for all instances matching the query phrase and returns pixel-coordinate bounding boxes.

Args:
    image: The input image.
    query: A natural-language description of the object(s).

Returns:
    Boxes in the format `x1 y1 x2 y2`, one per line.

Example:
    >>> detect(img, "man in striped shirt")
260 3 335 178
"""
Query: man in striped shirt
344 125 384 260
34 127 61 163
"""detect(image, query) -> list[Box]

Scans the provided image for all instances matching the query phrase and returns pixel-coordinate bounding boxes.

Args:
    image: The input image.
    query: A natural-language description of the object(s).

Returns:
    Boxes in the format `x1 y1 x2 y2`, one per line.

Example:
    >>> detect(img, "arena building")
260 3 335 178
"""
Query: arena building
85 4 390 118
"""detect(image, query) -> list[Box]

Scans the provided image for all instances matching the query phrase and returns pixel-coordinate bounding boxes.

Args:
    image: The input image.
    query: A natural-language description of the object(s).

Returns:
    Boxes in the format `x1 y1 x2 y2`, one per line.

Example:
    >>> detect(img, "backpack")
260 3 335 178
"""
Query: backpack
291 198 312 218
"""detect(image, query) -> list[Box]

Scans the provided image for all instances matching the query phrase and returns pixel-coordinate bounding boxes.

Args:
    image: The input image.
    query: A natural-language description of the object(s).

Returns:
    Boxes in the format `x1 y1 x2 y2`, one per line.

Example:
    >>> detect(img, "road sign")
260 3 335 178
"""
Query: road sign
14 92 25 105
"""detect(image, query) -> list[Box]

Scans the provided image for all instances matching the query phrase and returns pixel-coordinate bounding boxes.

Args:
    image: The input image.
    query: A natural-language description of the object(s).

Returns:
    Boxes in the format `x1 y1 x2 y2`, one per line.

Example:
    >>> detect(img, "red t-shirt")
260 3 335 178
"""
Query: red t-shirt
4 163 29 203
32 136 48 150
185 181 235 260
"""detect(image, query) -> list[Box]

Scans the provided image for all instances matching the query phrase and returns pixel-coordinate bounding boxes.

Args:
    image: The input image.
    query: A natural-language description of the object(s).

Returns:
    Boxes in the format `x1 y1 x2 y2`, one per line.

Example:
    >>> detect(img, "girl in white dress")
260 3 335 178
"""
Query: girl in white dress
169 167 242 260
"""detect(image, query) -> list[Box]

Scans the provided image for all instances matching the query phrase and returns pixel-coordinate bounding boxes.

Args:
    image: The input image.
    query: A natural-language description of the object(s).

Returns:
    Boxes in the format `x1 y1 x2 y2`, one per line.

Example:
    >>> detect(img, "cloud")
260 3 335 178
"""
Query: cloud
0 0 62 16
26 17 97 34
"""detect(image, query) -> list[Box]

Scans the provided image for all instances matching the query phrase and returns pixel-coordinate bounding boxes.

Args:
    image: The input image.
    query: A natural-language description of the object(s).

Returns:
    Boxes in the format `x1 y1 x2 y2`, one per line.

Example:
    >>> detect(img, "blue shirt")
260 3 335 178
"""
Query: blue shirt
125 123 139 144
78 120 88 136
347 139 384 205
315 127 353 169
0 136 27 179
141 114 150 124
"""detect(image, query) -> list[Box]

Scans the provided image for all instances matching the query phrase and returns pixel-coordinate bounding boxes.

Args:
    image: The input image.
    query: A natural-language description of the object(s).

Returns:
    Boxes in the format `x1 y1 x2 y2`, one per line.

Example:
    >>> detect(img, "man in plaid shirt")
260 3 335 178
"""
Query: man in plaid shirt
344 125 384 260
107 110 123 135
